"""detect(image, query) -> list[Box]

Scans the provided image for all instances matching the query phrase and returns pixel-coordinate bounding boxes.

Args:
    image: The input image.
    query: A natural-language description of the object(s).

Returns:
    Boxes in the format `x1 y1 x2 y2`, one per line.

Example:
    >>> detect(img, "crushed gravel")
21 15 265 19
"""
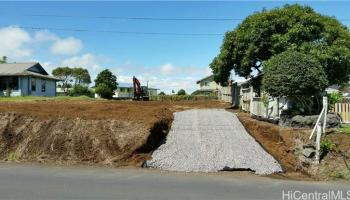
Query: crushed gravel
145 109 283 175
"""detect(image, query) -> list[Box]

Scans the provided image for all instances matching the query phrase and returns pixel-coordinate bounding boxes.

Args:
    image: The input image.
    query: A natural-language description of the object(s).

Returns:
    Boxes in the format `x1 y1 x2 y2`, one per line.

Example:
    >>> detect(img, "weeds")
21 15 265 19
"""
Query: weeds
320 139 335 157
7 152 16 162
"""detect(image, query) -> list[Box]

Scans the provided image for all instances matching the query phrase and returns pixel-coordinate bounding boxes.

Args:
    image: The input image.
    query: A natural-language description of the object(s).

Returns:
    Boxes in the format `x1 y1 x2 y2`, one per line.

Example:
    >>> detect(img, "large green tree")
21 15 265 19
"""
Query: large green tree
211 4 350 86
52 67 74 94
94 69 117 99
52 67 92 94
72 68 91 85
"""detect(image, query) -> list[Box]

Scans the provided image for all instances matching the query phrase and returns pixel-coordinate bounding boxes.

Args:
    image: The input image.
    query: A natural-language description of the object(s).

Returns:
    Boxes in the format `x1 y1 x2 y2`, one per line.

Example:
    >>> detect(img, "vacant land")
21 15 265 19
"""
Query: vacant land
0 99 228 167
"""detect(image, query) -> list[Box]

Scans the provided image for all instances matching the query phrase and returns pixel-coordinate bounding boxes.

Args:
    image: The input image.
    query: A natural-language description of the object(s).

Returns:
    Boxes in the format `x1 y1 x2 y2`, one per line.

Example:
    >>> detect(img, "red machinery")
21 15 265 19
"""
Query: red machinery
132 76 149 101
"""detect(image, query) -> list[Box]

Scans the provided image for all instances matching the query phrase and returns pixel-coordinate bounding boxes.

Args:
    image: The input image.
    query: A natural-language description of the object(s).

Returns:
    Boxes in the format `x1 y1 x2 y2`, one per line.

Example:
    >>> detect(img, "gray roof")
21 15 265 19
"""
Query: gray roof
0 62 60 80
196 75 214 84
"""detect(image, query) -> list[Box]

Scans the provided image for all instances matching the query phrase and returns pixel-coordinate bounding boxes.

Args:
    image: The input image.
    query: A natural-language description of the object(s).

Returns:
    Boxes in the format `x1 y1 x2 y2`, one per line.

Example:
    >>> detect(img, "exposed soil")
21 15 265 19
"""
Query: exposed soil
235 112 310 179
235 111 350 181
0 99 229 167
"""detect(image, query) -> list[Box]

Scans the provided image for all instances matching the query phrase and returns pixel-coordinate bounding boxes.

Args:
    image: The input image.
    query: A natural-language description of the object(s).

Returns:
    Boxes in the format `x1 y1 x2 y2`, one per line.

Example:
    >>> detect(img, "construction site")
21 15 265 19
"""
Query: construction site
0 98 348 181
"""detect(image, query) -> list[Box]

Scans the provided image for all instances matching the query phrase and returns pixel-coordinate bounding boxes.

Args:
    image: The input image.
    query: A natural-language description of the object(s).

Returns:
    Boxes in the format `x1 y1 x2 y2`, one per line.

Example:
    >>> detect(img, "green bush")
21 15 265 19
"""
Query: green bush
95 83 114 99
69 85 93 97
177 89 186 95
320 139 335 157
327 92 342 110
263 50 329 97
5 87 11 97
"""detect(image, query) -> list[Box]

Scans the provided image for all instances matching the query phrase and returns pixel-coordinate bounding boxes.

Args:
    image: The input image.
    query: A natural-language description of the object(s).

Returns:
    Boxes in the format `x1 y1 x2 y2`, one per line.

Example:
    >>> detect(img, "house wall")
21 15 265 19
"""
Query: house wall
114 87 133 98
199 78 220 90
148 89 158 96
28 77 56 97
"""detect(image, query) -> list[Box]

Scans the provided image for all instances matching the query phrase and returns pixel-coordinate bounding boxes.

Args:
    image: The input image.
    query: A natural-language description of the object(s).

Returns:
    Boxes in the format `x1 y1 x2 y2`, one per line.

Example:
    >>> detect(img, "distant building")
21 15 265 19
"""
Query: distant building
194 75 222 95
113 83 159 99
0 62 60 97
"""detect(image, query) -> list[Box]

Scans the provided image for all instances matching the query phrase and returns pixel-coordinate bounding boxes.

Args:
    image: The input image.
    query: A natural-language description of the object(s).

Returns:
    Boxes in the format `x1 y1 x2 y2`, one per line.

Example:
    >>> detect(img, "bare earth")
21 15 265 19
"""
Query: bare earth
0 100 229 167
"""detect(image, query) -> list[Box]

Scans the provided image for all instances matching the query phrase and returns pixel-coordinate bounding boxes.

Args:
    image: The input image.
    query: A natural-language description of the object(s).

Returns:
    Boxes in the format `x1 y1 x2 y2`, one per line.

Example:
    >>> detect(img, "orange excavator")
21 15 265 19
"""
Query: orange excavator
132 76 149 101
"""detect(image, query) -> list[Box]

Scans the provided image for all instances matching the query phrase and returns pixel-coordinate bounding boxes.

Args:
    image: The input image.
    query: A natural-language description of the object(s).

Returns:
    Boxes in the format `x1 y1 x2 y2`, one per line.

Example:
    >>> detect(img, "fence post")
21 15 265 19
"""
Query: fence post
322 96 328 134
315 122 322 164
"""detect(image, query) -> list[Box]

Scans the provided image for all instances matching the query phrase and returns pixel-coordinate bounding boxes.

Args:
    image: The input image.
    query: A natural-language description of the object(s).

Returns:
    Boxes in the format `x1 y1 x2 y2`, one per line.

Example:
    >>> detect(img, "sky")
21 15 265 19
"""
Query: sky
0 1 350 94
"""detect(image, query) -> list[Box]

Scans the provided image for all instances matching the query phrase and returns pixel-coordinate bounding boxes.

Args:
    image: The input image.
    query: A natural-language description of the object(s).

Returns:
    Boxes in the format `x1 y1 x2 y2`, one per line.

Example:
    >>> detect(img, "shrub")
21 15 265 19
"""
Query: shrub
95 83 114 99
327 92 342 110
158 92 166 96
320 139 335 157
5 87 11 97
177 89 186 95
69 85 93 97
263 50 329 97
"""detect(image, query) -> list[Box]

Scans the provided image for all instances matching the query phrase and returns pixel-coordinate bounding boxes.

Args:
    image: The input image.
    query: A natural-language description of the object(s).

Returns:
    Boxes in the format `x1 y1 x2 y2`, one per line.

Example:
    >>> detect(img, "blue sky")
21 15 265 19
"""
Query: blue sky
0 1 350 93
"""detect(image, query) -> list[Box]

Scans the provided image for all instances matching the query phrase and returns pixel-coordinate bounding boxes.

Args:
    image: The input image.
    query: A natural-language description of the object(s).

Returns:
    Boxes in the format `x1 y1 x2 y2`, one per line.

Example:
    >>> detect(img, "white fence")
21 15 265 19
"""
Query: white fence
250 97 287 120
218 86 232 103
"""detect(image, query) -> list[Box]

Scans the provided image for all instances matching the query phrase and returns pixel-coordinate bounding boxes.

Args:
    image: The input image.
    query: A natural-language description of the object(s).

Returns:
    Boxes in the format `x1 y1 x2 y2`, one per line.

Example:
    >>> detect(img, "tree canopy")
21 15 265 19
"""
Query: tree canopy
262 50 328 97
210 4 350 86
0 56 7 64
94 69 117 99
177 89 186 95
52 67 92 94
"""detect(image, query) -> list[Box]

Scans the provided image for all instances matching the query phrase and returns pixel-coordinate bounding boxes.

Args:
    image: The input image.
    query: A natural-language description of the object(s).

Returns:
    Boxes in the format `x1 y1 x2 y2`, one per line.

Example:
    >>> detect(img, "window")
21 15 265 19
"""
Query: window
31 78 36 91
41 79 46 92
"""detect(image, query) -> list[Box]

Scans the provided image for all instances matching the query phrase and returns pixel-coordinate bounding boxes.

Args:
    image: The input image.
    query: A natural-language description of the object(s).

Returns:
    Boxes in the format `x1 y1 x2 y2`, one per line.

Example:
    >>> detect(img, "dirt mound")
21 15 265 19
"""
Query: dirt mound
235 112 313 179
0 100 228 166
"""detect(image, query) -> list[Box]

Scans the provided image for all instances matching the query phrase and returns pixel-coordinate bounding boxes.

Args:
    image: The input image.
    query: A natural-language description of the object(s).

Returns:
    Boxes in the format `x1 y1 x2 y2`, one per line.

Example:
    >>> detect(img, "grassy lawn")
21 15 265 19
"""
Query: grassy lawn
0 96 93 102
338 124 350 134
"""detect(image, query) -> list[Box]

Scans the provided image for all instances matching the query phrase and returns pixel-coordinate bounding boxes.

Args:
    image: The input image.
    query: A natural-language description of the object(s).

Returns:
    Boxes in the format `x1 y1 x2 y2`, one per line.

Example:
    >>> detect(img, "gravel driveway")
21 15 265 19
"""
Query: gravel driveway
146 109 283 175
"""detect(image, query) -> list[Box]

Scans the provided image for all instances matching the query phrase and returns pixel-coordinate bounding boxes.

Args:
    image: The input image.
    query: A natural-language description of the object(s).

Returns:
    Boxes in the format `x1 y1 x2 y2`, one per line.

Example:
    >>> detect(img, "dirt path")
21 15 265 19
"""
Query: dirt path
146 109 283 174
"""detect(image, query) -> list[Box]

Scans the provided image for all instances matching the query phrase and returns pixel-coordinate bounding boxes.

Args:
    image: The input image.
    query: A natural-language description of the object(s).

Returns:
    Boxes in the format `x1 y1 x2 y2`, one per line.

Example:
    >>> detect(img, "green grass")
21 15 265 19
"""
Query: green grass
338 124 350 134
0 95 93 102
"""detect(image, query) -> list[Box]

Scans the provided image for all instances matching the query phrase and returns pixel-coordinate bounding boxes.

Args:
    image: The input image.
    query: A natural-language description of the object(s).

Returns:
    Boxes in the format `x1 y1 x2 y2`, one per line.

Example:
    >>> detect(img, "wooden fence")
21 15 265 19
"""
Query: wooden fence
332 103 350 123
218 86 232 103
250 97 287 120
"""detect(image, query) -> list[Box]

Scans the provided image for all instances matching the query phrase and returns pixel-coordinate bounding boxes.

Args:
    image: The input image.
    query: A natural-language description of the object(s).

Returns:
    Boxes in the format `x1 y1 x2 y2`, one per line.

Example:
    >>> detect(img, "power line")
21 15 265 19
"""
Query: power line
4 25 224 36
25 14 350 22
26 14 243 21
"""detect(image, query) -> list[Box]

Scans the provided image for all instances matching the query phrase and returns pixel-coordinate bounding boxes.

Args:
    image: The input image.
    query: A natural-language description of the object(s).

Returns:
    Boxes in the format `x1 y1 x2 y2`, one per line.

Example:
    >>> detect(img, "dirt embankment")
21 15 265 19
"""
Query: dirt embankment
235 112 311 179
0 100 228 166
236 111 350 181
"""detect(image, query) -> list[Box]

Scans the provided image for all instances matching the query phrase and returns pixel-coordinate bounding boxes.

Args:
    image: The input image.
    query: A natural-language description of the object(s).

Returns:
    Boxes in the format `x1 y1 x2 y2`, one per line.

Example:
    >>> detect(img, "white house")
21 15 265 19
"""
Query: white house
113 83 159 99
194 75 222 95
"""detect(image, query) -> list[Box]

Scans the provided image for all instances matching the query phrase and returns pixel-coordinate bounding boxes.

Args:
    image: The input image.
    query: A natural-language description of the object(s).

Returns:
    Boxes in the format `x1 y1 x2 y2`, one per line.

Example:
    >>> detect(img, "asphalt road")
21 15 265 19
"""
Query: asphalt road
0 164 349 200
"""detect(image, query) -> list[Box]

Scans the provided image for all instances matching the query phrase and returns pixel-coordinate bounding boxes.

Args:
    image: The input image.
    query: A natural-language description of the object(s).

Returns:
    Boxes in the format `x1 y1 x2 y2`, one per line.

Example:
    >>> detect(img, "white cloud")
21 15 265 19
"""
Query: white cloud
62 53 106 70
51 37 83 55
34 30 58 42
160 63 175 75
0 26 32 59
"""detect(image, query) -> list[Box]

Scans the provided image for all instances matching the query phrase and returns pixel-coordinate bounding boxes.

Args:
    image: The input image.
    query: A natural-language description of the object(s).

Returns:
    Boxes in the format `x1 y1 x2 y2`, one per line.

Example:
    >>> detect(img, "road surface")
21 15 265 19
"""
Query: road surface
0 164 348 200
147 109 282 174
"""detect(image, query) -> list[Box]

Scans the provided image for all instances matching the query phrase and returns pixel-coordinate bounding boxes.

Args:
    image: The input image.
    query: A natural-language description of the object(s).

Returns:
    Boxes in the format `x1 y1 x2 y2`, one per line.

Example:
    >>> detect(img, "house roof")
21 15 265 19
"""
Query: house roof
0 62 60 80
196 75 214 84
